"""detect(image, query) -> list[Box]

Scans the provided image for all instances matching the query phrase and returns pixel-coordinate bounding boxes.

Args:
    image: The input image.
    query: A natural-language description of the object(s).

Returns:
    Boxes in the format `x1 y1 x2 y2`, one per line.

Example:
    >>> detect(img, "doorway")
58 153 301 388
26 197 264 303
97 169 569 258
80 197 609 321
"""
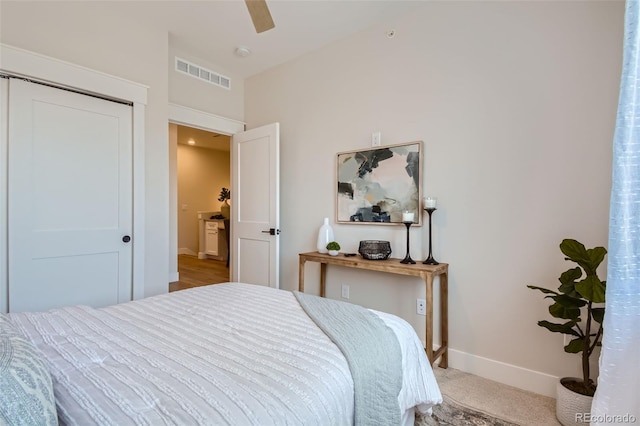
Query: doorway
170 123 230 291
167 103 245 290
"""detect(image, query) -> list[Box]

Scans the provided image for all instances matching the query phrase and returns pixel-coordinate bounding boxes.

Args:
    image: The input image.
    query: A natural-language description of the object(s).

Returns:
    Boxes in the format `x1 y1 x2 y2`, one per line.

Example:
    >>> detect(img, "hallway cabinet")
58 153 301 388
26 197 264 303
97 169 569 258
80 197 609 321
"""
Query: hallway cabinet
204 219 227 260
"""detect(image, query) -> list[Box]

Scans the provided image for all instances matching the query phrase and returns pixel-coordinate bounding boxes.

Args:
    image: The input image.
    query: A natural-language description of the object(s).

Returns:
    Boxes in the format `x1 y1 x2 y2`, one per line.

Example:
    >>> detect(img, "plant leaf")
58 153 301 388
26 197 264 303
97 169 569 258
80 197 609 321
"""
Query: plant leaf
558 267 582 296
560 239 607 276
538 320 580 336
548 294 586 320
592 308 605 324
575 275 606 303
554 294 587 308
527 285 558 296
585 247 607 272
559 267 582 285
560 239 592 271
549 300 581 320
565 338 586 353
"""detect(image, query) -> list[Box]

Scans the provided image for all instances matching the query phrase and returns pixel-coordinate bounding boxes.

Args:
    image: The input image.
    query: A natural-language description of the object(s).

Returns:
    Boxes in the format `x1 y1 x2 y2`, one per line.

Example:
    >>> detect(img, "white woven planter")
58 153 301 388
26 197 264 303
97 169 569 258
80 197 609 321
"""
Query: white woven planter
556 378 594 426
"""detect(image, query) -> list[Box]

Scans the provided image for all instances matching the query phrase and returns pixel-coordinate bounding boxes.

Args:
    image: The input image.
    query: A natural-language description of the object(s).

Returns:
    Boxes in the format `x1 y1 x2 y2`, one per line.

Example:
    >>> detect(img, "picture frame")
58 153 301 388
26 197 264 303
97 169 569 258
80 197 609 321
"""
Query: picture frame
336 141 422 225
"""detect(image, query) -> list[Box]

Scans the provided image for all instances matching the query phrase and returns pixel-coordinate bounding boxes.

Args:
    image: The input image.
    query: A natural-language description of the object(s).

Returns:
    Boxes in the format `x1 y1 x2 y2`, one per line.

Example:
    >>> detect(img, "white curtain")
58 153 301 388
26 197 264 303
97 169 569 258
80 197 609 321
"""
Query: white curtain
591 0 640 423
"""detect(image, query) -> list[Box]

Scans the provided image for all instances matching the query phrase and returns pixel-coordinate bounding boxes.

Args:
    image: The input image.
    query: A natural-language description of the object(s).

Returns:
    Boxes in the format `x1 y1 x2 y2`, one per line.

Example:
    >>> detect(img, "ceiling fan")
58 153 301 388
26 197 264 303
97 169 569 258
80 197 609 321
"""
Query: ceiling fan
245 0 275 33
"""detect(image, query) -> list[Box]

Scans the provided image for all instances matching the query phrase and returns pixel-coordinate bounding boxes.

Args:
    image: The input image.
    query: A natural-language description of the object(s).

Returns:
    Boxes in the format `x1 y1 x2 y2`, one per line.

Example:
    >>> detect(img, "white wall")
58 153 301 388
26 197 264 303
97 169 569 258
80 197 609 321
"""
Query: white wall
245 1 623 396
169 45 244 122
0 2 245 296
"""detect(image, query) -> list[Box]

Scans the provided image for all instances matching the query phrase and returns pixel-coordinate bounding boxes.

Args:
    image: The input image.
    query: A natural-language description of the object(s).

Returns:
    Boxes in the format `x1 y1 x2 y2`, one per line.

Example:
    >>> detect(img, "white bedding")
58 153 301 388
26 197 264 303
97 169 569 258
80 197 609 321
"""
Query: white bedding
9 282 441 425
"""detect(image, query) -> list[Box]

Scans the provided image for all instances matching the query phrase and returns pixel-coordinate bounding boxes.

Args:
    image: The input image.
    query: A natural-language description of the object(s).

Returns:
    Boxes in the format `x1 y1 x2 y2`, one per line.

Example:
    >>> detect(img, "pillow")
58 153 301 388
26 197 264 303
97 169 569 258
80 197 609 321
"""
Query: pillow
0 313 58 426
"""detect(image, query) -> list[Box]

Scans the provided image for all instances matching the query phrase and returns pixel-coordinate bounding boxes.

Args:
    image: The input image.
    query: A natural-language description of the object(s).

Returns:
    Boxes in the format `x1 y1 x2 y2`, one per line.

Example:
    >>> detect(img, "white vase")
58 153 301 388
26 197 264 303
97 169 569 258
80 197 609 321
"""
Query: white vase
328 250 339 256
555 378 593 426
316 217 334 253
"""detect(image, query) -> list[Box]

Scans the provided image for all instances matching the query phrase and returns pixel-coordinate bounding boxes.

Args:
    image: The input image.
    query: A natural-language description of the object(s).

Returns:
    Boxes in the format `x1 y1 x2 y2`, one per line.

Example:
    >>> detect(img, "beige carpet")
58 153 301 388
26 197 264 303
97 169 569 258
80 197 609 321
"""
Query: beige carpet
425 367 561 426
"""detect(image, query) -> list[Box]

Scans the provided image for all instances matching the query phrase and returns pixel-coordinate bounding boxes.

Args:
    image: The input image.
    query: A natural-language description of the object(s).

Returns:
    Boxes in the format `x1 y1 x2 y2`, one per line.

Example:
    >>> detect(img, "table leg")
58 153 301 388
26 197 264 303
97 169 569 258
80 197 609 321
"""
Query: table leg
299 258 306 292
439 271 449 368
424 272 434 364
320 263 327 297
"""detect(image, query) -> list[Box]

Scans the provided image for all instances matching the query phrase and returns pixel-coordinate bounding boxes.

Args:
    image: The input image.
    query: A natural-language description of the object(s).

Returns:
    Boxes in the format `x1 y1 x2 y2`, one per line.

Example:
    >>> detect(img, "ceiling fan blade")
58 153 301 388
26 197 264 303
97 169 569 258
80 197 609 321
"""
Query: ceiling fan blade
245 0 275 34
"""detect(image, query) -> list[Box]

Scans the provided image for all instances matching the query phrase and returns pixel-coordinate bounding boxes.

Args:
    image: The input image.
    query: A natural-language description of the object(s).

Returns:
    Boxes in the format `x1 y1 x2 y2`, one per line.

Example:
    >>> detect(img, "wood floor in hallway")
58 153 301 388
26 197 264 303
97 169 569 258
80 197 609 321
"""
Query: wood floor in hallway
169 254 229 292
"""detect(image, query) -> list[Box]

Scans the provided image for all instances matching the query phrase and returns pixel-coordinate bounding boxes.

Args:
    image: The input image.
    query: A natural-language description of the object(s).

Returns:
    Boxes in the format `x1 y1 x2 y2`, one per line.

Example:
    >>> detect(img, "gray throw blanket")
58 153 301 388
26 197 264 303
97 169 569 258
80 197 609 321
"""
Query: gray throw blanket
294 291 403 426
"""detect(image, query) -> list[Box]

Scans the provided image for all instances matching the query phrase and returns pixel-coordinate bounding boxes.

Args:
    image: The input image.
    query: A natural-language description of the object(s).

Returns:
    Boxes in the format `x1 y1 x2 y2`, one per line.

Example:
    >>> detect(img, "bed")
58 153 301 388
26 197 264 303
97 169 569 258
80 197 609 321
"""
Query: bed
1 282 442 426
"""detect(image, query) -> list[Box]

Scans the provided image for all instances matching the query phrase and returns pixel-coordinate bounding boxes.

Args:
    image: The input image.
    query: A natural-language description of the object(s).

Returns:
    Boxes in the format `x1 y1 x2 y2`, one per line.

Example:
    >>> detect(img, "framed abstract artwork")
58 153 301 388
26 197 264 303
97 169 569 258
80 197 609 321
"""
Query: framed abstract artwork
336 141 422 225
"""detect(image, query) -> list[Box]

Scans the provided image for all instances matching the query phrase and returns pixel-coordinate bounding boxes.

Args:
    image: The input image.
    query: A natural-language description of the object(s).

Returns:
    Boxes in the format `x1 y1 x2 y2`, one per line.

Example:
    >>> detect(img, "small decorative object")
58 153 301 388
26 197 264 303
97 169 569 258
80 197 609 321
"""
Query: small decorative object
358 240 392 260
326 241 341 256
400 220 416 264
218 187 231 218
316 218 335 253
527 239 606 425
337 141 422 225
402 211 414 222
423 197 439 265
424 197 437 208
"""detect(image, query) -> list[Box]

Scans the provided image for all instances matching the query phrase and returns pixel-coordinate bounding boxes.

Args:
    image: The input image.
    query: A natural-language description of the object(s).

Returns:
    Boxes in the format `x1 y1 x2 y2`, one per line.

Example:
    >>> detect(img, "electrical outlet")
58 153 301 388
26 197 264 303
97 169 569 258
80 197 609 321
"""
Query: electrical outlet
371 131 381 147
416 298 426 315
341 284 350 299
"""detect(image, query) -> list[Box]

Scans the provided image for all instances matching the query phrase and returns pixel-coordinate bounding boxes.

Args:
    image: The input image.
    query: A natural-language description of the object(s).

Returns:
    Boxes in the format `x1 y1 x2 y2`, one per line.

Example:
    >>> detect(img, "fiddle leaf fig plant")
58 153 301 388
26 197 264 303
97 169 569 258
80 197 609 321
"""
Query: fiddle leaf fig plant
527 239 606 397
218 187 230 202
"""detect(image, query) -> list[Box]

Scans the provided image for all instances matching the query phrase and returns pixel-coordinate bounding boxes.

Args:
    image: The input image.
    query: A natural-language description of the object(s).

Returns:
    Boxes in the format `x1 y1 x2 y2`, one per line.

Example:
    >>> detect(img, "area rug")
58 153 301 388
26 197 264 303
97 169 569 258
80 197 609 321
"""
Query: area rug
415 396 520 426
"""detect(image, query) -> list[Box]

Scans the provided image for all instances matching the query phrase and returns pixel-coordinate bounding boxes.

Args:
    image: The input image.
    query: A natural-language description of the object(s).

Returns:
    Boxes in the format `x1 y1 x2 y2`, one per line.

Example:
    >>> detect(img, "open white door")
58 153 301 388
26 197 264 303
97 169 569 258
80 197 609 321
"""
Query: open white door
231 123 279 288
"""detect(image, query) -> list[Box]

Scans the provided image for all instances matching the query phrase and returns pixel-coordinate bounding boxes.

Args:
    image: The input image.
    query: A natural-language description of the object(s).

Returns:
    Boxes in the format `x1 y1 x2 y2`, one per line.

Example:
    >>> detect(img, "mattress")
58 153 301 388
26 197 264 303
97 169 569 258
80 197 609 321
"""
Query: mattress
9 282 441 425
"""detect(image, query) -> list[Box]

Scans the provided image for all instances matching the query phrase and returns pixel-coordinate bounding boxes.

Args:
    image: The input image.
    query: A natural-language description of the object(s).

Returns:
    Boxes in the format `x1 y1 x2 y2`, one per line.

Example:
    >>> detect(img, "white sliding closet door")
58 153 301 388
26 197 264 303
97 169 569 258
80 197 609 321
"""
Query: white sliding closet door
8 79 133 312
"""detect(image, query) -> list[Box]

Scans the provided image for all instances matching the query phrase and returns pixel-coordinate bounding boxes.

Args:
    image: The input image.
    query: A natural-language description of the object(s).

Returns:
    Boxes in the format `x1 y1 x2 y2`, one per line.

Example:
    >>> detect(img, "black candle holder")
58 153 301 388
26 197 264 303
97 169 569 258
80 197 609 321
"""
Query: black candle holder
400 221 416 264
423 208 439 265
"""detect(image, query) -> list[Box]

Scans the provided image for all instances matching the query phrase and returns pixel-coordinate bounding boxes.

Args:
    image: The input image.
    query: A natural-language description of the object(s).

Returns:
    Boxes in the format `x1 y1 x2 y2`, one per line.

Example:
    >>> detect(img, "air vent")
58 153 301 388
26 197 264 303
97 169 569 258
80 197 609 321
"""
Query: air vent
175 57 231 90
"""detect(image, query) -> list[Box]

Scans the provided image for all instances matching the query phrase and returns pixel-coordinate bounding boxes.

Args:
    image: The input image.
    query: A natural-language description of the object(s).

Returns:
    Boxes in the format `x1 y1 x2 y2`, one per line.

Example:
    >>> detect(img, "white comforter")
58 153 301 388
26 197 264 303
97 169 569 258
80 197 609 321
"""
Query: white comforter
10 283 441 426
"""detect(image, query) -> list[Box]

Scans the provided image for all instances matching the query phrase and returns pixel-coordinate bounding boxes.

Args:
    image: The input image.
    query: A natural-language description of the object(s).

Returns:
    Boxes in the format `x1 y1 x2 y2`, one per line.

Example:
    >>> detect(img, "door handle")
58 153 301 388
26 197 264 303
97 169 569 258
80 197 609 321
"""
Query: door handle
261 228 281 235
122 235 131 243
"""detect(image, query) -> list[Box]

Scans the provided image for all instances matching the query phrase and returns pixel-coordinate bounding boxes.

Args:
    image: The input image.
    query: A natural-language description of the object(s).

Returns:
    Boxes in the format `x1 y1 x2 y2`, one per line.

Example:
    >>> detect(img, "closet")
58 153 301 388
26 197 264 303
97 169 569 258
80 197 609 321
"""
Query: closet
1 76 134 312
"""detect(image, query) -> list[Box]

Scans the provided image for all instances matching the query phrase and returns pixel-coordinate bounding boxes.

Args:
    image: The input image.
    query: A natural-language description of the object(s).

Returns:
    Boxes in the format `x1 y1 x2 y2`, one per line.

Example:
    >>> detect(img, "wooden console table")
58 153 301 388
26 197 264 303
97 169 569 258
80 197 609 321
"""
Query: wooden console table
298 251 448 367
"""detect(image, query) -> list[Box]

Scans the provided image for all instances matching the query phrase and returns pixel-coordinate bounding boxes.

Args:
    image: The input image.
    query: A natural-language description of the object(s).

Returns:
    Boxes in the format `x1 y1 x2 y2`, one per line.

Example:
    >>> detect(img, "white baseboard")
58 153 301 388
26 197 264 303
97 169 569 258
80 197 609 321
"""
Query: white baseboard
178 247 196 256
445 348 558 398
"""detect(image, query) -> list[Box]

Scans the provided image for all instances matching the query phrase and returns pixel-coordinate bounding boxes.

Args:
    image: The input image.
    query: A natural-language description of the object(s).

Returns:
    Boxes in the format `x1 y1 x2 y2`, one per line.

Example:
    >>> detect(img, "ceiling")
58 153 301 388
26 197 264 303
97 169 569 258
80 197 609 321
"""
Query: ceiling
177 125 231 151
163 1 423 142
130 1 424 79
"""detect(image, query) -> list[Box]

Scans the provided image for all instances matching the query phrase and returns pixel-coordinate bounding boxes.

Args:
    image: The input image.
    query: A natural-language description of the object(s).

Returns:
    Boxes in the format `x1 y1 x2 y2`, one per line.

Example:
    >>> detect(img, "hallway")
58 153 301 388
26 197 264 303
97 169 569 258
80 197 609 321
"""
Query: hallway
169 255 229 292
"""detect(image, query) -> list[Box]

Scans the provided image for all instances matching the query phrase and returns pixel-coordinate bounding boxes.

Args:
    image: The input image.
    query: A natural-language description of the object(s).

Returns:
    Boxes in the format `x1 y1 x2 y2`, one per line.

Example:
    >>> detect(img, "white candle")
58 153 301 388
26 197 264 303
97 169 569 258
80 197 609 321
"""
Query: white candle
402 211 414 222
424 197 437 208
